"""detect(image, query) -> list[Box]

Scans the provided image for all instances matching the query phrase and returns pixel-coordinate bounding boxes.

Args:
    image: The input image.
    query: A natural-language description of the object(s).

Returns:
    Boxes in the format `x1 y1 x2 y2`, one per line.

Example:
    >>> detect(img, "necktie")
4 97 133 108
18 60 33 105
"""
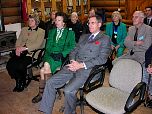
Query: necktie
134 28 138 41
88 34 94 41
56 29 63 43
147 19 150 25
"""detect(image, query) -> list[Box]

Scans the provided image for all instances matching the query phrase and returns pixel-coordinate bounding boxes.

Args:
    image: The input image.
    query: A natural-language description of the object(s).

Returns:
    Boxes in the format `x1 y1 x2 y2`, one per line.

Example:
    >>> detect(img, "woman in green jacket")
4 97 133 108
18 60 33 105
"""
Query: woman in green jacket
32 12 76 103
106 11 127 57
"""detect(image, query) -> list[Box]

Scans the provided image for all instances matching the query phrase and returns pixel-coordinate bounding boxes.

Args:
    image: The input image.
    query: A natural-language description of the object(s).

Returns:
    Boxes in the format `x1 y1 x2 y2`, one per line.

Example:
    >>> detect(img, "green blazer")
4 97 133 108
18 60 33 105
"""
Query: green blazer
105 22 127 48
43 28 76 73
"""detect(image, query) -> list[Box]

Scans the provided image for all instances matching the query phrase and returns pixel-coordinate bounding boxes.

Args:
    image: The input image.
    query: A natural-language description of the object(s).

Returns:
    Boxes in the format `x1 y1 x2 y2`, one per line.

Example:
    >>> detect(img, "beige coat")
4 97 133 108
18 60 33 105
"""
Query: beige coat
16 27 45 56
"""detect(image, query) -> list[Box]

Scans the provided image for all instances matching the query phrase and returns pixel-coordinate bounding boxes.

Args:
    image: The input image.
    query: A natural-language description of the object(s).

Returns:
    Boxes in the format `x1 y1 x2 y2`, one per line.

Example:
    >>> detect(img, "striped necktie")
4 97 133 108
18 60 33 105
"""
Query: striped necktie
88 34 94 41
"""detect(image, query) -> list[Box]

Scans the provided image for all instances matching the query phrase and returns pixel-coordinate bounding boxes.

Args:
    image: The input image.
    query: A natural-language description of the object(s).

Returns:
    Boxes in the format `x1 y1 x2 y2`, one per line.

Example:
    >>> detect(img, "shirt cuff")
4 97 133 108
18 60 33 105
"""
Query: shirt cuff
83 62 87 69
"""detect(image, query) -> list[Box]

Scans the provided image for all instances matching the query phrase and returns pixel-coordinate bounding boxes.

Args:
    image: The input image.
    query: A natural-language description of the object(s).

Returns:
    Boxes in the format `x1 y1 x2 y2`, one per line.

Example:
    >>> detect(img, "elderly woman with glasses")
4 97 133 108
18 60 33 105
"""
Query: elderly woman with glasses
106 11 127 58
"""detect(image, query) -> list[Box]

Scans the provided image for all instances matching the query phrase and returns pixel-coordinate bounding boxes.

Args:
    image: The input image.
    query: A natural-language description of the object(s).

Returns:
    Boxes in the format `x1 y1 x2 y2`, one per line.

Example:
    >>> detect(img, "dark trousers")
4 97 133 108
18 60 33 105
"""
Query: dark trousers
6 55 32 80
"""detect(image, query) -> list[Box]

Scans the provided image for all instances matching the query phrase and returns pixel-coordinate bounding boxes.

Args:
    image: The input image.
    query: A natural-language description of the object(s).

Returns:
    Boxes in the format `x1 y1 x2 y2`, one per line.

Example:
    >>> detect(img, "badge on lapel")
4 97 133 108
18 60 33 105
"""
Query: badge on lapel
95 41 100 45
138 36 144 40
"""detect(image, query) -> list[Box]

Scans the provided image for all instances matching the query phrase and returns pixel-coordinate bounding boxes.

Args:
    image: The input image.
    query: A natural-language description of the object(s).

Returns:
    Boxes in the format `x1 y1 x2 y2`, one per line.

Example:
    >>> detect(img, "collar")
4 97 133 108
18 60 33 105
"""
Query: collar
113 21 120 26
91 31 100 39
28 26 38 31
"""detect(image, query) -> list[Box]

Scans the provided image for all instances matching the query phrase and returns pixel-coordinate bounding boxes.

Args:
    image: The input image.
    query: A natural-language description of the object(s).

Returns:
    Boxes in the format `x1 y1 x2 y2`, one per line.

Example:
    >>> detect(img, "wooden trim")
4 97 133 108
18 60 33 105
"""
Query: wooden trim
27 0 32 16
62 0 67 13
73 0 76 12
52 0 57 11
40 0 45 21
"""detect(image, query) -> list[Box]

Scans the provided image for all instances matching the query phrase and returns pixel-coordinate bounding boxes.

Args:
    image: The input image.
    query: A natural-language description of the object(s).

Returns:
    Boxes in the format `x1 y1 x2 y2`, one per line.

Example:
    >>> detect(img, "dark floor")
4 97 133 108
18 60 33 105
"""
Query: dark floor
0 70 151 114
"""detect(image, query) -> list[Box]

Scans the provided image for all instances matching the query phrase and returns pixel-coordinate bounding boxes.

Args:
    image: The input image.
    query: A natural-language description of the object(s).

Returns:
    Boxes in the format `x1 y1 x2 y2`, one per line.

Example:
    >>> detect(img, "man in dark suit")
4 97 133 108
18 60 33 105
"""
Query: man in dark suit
145 44 152 108
144 6 152 27
39 15 111 114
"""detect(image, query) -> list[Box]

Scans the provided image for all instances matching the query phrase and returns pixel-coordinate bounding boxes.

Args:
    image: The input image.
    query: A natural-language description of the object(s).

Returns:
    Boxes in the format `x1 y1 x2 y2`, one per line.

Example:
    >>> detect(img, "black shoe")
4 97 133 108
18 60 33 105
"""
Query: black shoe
13 79 20 92
145 100 152 108
16 80 26 92
32 94 42 103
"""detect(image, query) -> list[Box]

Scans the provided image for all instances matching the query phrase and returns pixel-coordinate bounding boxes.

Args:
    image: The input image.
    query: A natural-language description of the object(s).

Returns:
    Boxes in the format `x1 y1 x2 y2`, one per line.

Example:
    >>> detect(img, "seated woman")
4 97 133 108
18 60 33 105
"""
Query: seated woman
32 12 76 103
6 13 45 92
106 11 127 58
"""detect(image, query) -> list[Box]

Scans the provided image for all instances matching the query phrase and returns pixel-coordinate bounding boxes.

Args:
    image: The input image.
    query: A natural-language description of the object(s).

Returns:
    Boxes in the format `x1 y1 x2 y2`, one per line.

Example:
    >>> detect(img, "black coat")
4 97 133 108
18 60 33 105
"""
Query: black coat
145 44 152 68
144 17 152 27
67 20 83 43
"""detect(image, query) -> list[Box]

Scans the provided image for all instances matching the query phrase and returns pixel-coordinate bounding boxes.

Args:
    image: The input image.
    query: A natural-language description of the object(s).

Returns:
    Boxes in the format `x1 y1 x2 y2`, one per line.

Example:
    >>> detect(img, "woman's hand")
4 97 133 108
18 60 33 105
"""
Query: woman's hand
115 45 120 51
16 47 27 56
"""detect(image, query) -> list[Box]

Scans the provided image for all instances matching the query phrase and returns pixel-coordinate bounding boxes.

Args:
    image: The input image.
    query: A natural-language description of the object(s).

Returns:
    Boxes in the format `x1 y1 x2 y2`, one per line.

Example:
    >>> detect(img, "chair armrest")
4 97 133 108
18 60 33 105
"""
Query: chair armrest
27 48 45 68
125 82 146 112
83 64 107 92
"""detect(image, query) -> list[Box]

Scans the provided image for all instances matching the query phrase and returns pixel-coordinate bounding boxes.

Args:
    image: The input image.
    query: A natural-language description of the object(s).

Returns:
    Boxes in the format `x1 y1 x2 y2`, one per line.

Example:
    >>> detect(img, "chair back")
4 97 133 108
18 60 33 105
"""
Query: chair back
109 59 142 93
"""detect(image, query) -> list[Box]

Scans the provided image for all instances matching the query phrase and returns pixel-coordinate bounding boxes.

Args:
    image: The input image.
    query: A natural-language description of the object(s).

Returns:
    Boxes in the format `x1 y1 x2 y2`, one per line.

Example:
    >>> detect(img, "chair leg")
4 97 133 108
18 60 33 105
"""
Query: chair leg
78 88 85 114
56 89 62 100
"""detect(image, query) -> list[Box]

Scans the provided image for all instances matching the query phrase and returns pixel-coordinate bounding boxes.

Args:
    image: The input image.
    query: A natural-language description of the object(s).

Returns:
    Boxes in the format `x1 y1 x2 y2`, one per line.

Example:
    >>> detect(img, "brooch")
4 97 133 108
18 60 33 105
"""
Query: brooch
95 41 100 45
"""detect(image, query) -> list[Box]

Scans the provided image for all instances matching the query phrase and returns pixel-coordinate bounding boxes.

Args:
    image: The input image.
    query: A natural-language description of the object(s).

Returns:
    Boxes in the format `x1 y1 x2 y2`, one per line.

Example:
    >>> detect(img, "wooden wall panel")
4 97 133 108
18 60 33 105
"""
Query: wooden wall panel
1 0 20 8
4 16 21 25
2 7 21 17
91 0 125 7
1 0 21 24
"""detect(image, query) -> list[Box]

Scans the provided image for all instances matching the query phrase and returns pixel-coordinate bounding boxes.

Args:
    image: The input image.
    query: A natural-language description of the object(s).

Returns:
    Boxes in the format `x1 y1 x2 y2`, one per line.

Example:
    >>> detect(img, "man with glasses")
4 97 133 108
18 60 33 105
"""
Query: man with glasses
39 15 111 114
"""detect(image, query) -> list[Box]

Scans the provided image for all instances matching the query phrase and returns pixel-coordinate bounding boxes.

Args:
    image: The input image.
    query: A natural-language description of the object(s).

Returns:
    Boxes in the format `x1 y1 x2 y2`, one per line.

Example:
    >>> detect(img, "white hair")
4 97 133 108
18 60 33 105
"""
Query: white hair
71 12 78 17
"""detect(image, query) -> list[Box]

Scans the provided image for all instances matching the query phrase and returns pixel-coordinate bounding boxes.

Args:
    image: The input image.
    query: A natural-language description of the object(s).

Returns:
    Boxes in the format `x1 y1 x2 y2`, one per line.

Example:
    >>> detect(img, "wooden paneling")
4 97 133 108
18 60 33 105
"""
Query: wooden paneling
90 0 152 27
1 0 21 24
1 0 20 8
2 7 21 17
91 0 125 7
4 16 21 25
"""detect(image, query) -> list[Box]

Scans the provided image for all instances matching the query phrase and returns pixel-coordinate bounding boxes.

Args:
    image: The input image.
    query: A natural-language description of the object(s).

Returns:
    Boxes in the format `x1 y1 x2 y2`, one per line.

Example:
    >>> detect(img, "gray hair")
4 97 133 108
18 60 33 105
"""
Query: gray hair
29 12 40 26
71 12 78 17
134 11 145 18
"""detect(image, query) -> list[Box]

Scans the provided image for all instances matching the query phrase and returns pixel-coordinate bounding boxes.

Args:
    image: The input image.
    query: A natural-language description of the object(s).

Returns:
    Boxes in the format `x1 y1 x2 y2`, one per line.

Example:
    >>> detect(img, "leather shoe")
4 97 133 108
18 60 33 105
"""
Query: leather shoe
13 79 20 92
16 80 26 92
32 94 42 103
146 100 152 108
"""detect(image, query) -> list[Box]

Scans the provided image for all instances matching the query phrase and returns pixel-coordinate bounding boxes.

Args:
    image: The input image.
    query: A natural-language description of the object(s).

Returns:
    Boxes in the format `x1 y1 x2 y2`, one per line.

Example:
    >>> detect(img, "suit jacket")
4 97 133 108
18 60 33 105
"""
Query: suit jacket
105 22 127 48
16 27 45 52
145 44 152 68
69 32 111 70
144 17 152 27
124 23 152 64
43 28 76 73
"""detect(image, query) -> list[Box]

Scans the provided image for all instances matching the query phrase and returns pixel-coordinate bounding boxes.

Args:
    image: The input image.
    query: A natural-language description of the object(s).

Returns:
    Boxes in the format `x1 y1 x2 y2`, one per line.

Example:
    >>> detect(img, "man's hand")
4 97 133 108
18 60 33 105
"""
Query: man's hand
147 65 152 74
126 36 132 40
135 40 144 46
66 60 84 72
16 47 27 56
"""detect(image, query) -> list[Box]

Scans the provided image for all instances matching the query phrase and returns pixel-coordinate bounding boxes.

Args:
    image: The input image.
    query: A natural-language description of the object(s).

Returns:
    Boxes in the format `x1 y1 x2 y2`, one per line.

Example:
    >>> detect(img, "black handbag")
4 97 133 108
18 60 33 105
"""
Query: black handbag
10 50 28 58
50 29 69 62
50 53 63 61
